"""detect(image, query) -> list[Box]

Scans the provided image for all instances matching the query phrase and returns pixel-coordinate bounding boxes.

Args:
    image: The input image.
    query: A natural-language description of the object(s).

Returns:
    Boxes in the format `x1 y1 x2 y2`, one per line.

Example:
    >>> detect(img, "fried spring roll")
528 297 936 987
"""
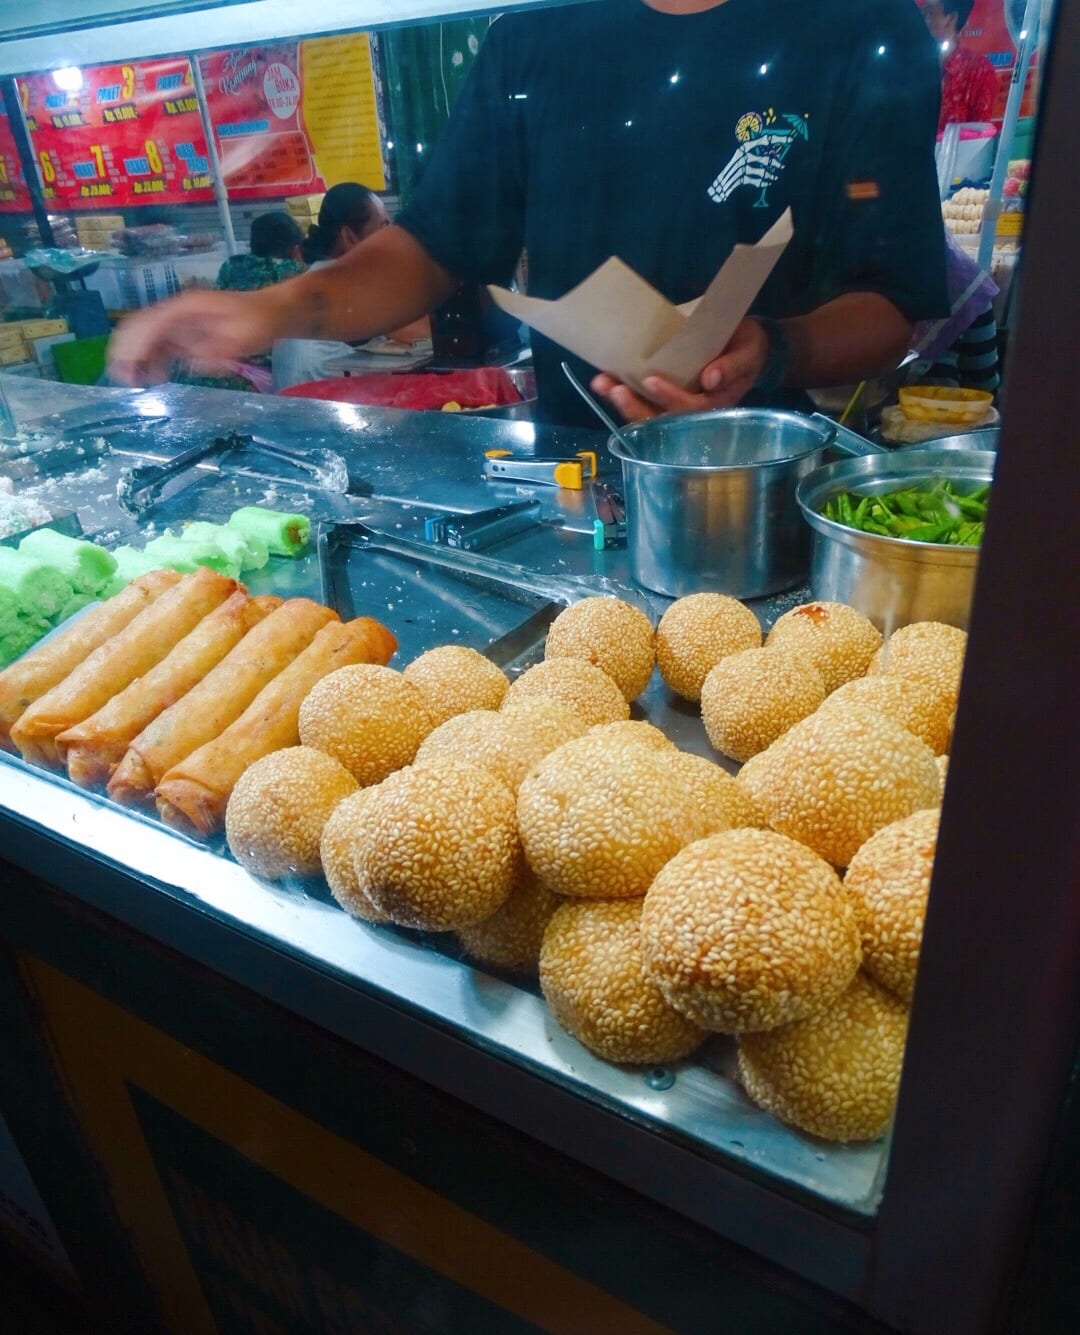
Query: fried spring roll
0 569 181 752
107 597 338 806
155 616 398 836
10 567 239 768
57 592 282 789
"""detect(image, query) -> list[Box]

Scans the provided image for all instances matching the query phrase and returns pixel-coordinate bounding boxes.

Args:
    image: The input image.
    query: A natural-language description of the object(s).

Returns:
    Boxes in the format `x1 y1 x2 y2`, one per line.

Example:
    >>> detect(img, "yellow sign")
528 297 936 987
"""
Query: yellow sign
301 34 386 192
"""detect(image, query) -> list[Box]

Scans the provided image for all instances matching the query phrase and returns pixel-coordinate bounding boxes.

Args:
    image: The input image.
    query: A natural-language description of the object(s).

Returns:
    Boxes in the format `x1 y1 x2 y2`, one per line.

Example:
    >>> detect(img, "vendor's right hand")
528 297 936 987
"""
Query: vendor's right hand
107 289 278 386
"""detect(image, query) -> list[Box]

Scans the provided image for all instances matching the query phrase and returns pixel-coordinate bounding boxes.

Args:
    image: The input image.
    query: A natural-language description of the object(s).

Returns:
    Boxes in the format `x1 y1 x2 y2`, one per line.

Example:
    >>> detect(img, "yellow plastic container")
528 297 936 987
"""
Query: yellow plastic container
899 386 994 425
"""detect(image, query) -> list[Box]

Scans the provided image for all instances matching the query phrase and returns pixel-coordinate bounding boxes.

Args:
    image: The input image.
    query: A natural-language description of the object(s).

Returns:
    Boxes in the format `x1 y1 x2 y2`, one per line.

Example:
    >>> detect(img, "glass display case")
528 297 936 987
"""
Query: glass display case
0 4 1076 1333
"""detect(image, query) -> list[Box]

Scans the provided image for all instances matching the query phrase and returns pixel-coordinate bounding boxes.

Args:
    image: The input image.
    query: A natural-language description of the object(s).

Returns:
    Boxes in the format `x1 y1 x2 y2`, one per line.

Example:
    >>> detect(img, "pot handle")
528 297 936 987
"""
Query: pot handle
810 413 886 457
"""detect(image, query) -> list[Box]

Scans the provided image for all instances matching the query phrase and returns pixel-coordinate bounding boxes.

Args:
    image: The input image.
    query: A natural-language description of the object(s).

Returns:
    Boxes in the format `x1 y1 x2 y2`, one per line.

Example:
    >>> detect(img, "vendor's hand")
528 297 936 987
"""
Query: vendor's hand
108 289 279 386
591 317 771 422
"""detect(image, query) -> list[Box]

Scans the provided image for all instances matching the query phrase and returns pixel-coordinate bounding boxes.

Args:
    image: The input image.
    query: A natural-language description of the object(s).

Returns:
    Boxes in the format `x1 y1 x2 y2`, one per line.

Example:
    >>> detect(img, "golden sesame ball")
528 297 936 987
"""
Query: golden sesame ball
700 647 826 763
844 808 939 1002
640 830 861 1033
299 664 433 787
320 787 391 924
662 751 736 835
737 974 908 1141
415 702 585 794
869 621 968 714
815 674 951 756
517 733 705 899
544 596 655 701
457 868 561 974
540 899 707 1064
732 740 786 816
401 644 509 726
766 600 883 694
935 754 949 791
587 719 676 753
226 746 358 880
355 763 521 932
656 592 762 702
504 657 630 727
761 705 941 868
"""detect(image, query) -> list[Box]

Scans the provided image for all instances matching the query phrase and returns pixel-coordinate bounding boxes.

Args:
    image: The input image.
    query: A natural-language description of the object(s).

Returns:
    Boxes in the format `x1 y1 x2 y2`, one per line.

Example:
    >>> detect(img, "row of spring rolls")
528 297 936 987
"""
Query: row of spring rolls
0 566 397 836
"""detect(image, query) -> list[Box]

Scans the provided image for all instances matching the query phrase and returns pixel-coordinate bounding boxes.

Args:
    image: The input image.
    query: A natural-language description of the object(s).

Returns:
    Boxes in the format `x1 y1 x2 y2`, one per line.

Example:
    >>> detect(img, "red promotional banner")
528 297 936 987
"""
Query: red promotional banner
0 102 32 213
18 58 214 210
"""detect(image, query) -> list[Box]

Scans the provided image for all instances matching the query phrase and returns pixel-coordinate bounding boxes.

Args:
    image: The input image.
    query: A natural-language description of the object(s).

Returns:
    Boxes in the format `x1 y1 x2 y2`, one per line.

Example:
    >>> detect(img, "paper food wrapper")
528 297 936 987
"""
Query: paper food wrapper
489 209 792 398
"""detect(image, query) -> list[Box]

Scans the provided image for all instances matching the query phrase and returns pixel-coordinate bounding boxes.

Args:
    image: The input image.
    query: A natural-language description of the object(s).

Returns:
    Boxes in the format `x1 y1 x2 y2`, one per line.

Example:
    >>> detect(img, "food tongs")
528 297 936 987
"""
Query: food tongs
117 431 349 517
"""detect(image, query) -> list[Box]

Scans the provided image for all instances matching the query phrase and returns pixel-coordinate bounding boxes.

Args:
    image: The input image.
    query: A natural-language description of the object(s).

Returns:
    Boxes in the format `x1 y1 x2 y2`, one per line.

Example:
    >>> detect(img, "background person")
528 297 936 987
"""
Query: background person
111 0 947 427
215 211 306 292
922 0 999 130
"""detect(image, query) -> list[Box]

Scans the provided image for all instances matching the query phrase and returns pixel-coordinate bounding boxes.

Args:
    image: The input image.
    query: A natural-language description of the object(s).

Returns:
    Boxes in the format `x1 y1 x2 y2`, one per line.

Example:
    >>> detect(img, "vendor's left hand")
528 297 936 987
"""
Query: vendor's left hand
591 316 770 422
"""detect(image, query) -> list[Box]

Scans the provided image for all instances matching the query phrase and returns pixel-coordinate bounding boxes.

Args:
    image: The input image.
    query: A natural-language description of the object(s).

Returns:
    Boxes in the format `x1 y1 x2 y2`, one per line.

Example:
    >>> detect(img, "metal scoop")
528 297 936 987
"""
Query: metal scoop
560 361 642 457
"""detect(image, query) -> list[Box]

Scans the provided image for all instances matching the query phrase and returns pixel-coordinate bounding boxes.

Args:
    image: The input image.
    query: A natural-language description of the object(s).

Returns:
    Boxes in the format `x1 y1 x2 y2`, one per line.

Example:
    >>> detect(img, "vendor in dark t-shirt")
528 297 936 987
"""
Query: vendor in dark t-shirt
111 0 947 430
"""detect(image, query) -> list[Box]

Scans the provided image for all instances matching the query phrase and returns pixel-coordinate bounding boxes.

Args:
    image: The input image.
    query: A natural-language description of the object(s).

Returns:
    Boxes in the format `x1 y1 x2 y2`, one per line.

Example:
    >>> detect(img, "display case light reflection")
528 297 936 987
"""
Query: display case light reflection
52 66 83 92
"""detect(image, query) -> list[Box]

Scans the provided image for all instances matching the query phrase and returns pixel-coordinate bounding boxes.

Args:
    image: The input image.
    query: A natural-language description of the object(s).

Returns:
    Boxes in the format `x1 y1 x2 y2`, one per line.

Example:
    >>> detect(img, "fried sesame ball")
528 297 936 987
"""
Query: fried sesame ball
401 644 509 726
765 601 882 694
544 596 655 701
504 657 630 727
732 741 784 815
760 704 942 868
587 719 676 753
700 647 826 763
299 664 433 786
355 763 521 932
457 867 561 974
655 592 762 702
663 751 736 835
935 754 949 791
844 807 939 1002
320 787 391 924
517 733 706 899
815 673 952 756
226 746 358 880
414 701 585 794
737 973 909 1142
540 899 708 1064
640 830 861 1033
869 621 968 714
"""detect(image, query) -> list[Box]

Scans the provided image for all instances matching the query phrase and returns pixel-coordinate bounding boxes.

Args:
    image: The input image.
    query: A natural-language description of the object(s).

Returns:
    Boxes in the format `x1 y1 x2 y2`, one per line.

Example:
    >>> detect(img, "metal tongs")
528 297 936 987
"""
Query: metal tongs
483 448 598 490
117 431 348 516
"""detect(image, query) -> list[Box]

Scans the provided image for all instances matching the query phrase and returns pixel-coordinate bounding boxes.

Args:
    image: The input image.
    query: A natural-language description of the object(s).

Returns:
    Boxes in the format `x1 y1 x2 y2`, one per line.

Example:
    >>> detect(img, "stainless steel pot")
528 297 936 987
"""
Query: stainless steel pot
796 448 996 631
608 409 869 599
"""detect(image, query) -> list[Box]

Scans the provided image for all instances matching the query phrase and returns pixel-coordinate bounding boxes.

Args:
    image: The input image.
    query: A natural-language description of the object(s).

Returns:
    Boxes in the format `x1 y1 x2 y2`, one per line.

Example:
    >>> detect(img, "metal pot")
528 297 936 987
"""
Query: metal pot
796 448 996 631
608 409 867 599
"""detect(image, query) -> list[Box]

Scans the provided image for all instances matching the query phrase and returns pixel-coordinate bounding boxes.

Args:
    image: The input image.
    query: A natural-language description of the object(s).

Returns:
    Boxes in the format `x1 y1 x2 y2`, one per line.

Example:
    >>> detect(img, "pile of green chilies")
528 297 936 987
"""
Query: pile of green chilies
821 478 989 546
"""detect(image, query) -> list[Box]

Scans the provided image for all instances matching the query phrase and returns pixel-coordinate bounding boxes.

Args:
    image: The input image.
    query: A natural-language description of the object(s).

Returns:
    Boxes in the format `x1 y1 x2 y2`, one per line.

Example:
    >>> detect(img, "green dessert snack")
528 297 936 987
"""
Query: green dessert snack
0 547 75 620
182 521 266 574
227 506 311 558
1 619 45 668
18 528 118 596
53 592 97 625
110 545 162 585
143 531 239 579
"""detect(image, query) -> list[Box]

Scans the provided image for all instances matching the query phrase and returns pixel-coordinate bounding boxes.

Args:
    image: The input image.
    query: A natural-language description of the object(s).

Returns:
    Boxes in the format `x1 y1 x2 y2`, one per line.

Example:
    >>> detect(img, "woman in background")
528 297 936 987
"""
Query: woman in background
216 212 305 292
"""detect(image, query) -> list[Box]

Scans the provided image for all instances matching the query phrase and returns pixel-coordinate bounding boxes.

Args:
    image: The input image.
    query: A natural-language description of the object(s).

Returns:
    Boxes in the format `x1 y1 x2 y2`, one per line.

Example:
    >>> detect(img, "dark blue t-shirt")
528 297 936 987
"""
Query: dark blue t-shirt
399 0 947 428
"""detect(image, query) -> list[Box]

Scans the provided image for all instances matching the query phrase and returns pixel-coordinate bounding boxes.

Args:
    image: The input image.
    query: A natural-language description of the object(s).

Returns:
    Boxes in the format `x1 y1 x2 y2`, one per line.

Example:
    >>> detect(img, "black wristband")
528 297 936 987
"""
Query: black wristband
753 318 790 395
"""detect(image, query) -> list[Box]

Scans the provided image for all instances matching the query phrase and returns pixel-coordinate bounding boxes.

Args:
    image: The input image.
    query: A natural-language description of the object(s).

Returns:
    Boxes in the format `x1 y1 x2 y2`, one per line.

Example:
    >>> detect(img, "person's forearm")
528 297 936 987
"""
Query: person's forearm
252 225 460 343
779 292 914 388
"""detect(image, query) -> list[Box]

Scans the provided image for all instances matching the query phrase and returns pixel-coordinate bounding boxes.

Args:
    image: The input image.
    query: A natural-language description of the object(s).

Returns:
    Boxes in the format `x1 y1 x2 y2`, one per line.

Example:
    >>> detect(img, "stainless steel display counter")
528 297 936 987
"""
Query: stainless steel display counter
0 376 882 1305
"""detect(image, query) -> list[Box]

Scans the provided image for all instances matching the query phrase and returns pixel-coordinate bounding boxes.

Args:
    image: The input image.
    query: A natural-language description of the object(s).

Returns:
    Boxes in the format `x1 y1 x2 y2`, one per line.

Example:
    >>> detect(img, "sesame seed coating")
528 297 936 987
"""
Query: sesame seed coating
656 593 763 702
540 899 707 1064
355 763 521 932
758 705 942 868
457 867 561 974
320 786 391 923
737 973 909 1142
299 664 434 786
504 657 631 727
640 830 861 1033
663 751 735 836
544 596 656 701
415 702 585 794
225 745 358 880
517 733 707 899
935 754 949 792
765 601 882 695
869 621 968 715
700 647 826 763
587 720 676 753
815 674 952 756
402 644 509 727
844 807 939 1002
